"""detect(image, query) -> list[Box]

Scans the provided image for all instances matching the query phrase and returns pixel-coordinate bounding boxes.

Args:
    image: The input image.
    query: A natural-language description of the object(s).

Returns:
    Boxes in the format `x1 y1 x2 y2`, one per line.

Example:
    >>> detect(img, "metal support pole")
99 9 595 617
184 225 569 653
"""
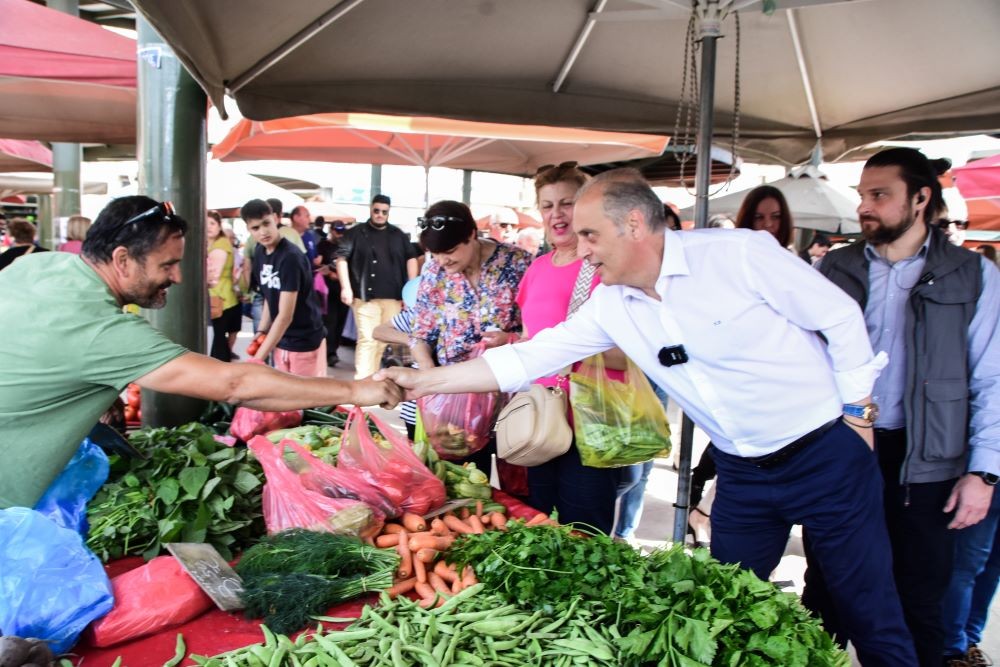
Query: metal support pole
461 170 472 205
46 0 81 250
370 164 382 200
136 17 207 427
672 6 721 545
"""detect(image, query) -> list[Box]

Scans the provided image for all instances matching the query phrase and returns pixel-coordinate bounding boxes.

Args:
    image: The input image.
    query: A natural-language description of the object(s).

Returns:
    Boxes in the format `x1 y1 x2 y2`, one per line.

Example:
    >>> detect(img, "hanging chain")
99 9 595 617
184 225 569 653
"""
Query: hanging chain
673 5 742 197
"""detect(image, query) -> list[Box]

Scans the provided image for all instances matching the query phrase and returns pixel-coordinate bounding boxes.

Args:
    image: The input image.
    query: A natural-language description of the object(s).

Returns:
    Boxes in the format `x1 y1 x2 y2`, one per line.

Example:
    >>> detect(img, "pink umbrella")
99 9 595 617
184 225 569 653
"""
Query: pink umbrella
0 139 52 172
0 0 136 143
953 154 1000 231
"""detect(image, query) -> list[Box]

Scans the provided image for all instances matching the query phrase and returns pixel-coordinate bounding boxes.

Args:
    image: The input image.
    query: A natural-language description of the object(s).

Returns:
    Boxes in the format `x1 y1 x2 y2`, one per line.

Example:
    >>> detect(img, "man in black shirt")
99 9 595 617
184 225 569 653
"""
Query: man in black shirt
242 199 327 377
334 195 419 379
317 221 350 366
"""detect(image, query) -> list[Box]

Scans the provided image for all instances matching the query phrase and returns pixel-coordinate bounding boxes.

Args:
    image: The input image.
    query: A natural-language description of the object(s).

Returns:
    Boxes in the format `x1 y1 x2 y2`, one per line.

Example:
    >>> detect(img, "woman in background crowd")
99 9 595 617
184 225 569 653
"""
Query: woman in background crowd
206 210 241 361
735 185 793 249
0 219 48 271
58 215 91 255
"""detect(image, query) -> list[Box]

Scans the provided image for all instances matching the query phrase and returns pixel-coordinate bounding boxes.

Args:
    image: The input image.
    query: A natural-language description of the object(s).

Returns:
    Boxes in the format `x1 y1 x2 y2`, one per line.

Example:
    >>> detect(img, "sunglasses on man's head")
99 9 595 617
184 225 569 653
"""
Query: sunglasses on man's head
534 160 579 176
417 215 465 231
105 201 176 237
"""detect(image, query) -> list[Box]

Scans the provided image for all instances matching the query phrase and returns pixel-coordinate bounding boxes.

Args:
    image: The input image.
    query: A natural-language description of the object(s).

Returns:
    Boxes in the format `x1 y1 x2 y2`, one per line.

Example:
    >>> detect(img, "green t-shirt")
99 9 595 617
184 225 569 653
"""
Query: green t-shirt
0 252 187 508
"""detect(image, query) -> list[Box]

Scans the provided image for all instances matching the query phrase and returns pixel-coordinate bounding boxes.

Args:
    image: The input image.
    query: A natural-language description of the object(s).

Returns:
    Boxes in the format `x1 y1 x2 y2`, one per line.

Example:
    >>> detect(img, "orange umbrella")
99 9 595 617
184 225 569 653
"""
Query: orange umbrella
954 155 1000 231
212 113 669 178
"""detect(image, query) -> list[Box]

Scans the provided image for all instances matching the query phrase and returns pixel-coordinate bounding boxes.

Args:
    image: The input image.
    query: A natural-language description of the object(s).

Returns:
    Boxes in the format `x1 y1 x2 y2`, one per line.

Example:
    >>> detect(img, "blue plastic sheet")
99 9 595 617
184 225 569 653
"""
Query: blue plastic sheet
34 437 109 535
0 508 114 653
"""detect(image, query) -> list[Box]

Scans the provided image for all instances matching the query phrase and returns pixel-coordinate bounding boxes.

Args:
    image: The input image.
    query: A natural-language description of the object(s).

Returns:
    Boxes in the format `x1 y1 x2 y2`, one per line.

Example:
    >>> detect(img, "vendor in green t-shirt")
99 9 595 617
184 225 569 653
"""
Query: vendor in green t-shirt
0 196 403 509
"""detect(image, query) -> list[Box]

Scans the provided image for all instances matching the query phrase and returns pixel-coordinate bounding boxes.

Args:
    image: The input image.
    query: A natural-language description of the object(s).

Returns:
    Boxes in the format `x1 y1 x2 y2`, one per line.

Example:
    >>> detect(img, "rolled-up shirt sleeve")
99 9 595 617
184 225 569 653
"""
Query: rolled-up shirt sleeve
482 293 617 392
741 231 886 403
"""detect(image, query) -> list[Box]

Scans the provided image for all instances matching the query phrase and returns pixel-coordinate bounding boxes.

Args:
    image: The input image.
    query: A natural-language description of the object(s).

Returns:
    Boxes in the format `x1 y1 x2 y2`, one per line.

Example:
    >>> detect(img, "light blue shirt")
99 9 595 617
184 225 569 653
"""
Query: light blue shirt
864 238 1000 474
483 228 886 458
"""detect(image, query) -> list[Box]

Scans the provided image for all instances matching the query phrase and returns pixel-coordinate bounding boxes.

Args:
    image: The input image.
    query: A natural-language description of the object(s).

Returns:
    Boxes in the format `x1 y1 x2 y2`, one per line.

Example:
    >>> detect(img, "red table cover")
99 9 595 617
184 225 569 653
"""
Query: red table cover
74 491 539 666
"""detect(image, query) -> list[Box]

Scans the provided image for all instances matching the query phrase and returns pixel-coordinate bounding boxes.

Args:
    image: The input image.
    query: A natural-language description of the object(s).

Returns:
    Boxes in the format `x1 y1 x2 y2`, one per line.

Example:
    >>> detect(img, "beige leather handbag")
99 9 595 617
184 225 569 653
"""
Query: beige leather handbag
494 383 572 466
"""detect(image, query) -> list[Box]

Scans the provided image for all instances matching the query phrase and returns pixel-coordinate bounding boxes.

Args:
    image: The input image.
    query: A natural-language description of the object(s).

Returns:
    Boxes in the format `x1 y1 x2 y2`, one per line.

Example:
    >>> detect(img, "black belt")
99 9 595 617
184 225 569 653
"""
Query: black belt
745 418 840 469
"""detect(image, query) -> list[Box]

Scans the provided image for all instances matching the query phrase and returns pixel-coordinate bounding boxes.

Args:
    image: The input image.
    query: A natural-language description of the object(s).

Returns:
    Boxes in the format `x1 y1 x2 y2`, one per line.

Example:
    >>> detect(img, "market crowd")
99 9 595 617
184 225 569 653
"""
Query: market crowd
1 147 999 667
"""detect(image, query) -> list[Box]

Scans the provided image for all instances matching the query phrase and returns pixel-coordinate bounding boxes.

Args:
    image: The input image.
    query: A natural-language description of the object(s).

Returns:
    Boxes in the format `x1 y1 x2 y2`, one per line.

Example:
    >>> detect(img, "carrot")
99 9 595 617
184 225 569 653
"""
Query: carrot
467 514 486 534
491 512 508 531
401 512 427 533
415 548 440 564
526 513 549 526
475 500 484 517
459 507 471 520
375 533 400 548
443 515 474 534
433 560 458 583
409 534 454 552
414 581 436 601
451 578 464 594
428 572 451 595
387 577 417 598
479 512 492 527
430 517 448 535
414 555 428 583
461 565 478 587
382 523 405 534
396 529 412 579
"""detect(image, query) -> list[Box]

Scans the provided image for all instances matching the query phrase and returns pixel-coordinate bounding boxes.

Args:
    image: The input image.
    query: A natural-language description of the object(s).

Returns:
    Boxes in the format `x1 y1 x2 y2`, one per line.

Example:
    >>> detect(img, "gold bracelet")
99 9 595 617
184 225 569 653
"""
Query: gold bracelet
842 417 874 429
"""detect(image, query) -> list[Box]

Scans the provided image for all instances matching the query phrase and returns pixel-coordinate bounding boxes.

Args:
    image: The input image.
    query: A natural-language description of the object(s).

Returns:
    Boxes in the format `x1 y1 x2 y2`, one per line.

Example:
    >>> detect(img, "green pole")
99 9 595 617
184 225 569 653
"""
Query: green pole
46 0 82 250
370 164 382 199
136 17 207 427
36 195 53 247
461 170 472 205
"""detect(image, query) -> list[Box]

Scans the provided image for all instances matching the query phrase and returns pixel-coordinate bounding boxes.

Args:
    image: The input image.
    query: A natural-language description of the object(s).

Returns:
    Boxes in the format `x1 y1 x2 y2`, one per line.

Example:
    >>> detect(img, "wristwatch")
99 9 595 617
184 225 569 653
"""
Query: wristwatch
843 402 880 424
969 471 1000 486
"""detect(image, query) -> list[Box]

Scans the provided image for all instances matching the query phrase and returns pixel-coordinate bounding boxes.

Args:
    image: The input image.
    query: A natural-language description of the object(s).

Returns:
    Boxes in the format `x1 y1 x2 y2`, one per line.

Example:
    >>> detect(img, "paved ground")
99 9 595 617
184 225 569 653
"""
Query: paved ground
228 324 999 665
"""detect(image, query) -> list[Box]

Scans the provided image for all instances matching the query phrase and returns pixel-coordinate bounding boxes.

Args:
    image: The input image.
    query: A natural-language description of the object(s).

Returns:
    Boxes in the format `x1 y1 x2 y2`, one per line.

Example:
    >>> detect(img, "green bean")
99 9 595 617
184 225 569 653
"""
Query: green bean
389 639 405 667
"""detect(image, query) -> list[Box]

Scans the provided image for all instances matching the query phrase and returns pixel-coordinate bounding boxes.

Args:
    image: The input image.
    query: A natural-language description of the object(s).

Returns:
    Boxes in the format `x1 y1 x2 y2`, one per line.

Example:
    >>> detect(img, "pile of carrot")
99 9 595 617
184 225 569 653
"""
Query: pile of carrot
374 502 554 608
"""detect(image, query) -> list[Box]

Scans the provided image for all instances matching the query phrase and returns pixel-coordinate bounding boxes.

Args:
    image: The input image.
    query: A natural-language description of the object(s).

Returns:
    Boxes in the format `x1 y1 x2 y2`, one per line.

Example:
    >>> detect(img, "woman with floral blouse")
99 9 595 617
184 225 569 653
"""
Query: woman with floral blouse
410 200 533 471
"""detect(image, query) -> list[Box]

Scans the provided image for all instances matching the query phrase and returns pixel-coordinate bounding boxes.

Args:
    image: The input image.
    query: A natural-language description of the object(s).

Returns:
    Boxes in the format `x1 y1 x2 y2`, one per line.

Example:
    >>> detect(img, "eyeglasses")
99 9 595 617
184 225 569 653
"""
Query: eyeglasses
937 218 969 230
105 201 175 237
372 207 390 215
417 215 465 231
497 222 517 228
534 160 579 176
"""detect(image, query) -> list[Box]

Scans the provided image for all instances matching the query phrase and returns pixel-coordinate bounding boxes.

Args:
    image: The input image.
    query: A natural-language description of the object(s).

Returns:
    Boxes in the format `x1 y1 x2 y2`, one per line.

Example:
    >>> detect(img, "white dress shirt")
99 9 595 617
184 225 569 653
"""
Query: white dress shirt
483 228 887 458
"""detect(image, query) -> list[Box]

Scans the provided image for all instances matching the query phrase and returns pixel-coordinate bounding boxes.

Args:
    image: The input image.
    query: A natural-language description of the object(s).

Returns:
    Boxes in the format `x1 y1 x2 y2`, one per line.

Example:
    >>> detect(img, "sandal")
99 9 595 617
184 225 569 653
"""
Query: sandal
688 507 711 548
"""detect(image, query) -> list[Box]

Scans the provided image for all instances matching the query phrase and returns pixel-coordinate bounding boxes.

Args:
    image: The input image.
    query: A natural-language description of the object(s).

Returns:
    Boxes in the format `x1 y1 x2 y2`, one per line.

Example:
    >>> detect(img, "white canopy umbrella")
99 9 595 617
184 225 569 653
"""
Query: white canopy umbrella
680 165 861 234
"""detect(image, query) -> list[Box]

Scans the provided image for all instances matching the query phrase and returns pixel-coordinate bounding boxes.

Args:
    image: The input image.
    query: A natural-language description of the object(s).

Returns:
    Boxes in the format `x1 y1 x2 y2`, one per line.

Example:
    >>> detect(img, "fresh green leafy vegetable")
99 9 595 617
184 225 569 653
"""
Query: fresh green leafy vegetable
86 422 265 561
448 521 849 666
236 529 398 634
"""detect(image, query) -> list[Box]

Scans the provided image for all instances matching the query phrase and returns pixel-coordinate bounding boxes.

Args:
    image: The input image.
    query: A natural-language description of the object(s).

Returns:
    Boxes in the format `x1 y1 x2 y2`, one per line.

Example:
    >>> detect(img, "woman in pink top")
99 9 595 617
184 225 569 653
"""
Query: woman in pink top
57 215 91 254
515 162 631 535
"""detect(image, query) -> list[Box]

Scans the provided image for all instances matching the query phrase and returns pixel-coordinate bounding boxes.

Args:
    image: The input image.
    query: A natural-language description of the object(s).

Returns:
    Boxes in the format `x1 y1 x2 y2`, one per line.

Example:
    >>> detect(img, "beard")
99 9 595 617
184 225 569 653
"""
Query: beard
860 203 917 245
123 273 172 309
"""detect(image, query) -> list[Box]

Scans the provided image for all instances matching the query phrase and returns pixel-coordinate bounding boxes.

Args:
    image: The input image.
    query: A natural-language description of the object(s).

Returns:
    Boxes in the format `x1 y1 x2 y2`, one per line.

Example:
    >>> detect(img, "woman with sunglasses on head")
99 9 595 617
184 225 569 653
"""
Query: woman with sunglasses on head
514 162 633 535
410 200 533 472
206 210 242 361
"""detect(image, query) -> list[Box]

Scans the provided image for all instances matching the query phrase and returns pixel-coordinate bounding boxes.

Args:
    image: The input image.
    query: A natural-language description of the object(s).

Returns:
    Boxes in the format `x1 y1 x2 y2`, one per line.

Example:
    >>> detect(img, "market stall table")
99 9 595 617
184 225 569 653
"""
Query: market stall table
74 491 539 666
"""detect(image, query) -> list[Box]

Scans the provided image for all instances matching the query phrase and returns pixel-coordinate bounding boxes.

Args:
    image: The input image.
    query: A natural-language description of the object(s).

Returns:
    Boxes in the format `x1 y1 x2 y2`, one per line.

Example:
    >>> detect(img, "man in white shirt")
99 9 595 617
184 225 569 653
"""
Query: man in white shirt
379 169 916 666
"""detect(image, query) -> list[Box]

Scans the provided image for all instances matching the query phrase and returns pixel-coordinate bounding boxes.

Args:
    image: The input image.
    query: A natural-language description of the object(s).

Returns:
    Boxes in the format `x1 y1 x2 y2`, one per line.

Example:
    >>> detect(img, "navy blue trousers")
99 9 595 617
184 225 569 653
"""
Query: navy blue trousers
710 420 917 667
527 442 619 535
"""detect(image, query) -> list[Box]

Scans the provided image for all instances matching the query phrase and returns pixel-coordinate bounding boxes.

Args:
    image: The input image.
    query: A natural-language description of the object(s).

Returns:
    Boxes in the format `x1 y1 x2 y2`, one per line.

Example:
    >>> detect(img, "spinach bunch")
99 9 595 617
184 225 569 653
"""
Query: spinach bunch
86 422 265 561
448 522 848 666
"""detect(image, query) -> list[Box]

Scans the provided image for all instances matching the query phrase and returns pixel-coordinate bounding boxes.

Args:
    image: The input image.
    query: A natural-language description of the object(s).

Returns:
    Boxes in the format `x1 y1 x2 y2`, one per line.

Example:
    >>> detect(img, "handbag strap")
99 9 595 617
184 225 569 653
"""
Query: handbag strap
566 259 595 319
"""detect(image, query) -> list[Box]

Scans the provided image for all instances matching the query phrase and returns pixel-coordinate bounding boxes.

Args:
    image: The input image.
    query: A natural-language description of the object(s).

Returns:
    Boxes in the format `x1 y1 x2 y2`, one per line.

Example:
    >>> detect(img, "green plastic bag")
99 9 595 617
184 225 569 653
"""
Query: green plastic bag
570 355 671 468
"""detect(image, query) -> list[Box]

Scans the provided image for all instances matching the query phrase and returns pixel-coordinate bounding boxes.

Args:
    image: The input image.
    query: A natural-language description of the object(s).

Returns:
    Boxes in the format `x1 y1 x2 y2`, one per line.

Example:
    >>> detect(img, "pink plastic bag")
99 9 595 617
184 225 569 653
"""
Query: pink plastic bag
416 343 501 460
87 556 212 647
282 440 400 519
337 407 446 515
248 436 384 539
230 407 302 442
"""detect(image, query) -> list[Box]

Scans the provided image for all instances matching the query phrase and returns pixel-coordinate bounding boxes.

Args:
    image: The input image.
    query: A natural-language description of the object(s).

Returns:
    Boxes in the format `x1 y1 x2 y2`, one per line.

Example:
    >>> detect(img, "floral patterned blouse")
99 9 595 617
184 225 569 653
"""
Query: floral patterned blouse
412 241 533 366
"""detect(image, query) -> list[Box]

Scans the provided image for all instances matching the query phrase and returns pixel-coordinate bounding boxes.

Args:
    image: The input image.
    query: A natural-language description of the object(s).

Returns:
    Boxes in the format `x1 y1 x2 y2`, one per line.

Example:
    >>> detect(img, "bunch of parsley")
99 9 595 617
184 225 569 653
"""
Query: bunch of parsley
447 522 848 667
